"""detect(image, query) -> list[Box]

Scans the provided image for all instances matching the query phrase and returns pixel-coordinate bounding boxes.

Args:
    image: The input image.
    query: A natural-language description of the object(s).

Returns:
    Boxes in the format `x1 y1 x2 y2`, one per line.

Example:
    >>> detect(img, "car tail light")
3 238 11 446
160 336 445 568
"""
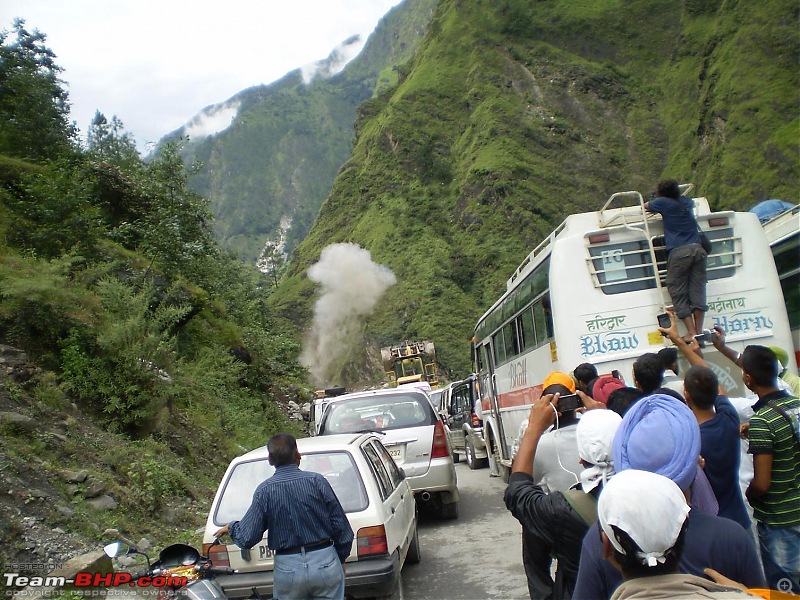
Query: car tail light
203 543 231 568
708 217 729 227
357 525 389 558
470 412 483 428
431 419 450 459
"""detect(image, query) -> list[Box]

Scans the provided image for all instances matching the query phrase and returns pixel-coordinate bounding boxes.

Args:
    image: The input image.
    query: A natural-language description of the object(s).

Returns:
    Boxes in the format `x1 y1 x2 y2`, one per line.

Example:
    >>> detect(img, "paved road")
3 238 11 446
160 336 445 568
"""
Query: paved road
398 462 529 600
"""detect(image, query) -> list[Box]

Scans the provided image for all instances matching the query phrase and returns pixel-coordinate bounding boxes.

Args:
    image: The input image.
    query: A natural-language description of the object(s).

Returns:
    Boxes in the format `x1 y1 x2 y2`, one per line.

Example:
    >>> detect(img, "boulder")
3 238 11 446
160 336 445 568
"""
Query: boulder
87 495 118 511
0 411 37 432
26 550 112 594
63 469 89 483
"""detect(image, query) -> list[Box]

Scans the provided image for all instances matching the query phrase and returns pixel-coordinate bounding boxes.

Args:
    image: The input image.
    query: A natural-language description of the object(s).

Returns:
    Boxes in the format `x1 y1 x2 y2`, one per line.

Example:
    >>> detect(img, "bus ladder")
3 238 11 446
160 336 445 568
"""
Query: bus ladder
597 185 697 315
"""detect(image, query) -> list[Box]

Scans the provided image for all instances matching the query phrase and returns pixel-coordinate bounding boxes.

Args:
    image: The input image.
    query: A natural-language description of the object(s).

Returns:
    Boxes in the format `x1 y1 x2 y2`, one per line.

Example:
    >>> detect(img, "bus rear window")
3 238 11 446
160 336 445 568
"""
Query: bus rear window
588 240 656 294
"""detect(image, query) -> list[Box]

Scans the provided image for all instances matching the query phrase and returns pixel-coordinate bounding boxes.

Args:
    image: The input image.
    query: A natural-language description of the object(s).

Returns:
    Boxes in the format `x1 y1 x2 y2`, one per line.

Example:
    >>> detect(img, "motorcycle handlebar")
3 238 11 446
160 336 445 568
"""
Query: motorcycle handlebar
204 566 235 576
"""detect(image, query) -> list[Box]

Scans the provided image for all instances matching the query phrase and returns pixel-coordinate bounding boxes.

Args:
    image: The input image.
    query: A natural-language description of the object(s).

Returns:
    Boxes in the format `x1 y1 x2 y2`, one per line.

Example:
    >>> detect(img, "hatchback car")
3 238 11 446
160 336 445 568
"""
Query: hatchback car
203 433 420 599
318 388 459 519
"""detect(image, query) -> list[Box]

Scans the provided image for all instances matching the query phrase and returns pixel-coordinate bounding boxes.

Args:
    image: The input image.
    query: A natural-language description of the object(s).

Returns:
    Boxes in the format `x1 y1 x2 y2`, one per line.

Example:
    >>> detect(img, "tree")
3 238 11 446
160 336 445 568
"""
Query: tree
0 18 76 160
87 111 140 169
137 141 218 281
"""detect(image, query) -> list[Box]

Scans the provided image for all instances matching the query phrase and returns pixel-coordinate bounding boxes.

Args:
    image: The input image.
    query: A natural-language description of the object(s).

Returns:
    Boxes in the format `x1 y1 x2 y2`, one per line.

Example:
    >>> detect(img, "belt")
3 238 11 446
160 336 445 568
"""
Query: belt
276 539 333 556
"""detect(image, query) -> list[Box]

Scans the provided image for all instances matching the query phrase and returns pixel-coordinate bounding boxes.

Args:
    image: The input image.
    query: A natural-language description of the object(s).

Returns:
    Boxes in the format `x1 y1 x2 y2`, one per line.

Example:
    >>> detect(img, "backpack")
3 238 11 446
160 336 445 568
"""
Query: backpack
767 399 800 445
563 489 598 526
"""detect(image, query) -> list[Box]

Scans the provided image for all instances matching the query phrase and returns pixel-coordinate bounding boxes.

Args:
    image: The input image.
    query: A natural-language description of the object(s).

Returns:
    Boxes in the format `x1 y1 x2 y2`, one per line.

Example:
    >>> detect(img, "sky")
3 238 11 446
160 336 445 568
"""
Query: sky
1 0 403 151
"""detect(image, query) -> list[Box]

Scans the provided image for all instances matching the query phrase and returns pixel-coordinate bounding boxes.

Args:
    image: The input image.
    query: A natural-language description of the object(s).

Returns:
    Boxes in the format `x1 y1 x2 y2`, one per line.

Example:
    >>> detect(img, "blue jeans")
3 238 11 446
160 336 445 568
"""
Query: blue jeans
273 545 345 600
757 521 800 594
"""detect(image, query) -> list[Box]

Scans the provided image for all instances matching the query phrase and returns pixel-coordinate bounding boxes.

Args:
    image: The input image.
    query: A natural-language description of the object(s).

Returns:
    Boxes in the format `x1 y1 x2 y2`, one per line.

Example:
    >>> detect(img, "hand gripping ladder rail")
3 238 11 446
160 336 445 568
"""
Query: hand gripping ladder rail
595 184 696 315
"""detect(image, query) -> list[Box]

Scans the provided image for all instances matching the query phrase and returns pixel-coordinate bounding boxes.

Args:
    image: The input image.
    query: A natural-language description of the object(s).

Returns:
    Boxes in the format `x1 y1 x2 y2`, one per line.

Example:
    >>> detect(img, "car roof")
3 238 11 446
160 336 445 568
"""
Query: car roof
233 433 371 462
325 387 431 404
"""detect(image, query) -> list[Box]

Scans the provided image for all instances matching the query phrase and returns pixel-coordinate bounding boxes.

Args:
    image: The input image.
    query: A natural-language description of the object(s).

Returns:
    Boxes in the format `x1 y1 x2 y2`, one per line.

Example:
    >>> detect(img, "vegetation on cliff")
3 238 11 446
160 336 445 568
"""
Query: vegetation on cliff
269 0 799 380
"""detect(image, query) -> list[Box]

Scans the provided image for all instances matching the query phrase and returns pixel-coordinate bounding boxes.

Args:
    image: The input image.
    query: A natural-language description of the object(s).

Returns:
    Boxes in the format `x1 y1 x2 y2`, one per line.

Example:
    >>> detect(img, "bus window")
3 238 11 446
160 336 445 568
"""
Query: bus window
493 331 506 364
589 240 656 294
773 233 800 330
532 300 549 346
520 307 536 350
480 344 491 372
542 292 554 338
502 321 519 360
705 227 737 280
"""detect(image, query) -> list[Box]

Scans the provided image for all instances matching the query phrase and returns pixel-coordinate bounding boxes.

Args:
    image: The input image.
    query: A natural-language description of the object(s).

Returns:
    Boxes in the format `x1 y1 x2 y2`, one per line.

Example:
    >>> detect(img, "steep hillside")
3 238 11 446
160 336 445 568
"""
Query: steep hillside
269 0 799 380
166 0 438 264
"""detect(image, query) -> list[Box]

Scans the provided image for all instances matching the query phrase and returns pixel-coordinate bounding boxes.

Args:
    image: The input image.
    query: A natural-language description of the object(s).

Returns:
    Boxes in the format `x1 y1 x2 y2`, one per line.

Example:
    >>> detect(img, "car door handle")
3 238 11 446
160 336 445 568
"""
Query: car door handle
391 507 395 514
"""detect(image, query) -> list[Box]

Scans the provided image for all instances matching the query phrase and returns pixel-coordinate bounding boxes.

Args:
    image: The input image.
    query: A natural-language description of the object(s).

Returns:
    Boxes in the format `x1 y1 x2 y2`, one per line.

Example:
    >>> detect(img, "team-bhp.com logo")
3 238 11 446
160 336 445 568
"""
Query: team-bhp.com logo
4 572 188 588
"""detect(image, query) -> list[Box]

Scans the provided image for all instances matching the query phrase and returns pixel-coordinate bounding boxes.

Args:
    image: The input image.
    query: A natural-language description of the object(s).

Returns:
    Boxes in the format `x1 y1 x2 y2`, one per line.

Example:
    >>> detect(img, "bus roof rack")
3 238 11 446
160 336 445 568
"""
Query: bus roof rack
597 184 696 229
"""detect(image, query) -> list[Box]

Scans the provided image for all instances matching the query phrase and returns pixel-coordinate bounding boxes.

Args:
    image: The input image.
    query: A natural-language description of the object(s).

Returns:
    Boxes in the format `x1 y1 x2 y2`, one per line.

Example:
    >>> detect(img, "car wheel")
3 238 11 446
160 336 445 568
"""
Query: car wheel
439 498 459 519
406 524 421 564
491 443 509 482
451 447 460 463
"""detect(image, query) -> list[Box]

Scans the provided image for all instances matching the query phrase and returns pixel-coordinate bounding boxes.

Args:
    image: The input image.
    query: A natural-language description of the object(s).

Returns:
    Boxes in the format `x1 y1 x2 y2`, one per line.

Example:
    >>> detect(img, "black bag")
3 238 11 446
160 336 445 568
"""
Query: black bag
698 230 712 253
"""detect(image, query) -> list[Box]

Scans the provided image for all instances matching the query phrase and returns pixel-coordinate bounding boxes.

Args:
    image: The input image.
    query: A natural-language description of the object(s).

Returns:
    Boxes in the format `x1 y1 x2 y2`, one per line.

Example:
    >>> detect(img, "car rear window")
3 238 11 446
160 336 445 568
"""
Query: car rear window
321 393 436 434
213 451 368 525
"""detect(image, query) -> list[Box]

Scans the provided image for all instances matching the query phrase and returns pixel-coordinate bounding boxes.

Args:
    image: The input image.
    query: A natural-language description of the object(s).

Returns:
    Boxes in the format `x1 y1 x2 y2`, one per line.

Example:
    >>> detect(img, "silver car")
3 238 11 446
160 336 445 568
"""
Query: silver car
442 375 489 470
319 388 460 519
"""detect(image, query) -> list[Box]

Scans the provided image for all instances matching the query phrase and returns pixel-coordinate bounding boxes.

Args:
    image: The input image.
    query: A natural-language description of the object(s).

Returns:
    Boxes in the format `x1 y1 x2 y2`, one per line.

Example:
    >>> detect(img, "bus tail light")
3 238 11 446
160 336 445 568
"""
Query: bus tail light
357 525 389 558
431 420 450 458
588 233 610 244
708 217 729 227
203 543 231 567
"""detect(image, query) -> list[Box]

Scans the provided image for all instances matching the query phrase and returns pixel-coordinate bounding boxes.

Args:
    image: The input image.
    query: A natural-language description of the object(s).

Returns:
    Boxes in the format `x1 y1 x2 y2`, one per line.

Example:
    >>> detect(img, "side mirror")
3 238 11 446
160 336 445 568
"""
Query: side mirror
104 541 129 558
397 467 406 480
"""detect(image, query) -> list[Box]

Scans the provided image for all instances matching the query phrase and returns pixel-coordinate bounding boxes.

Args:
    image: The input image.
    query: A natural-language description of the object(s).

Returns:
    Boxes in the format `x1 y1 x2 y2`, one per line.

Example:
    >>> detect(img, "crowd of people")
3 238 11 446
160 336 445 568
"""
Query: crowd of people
504 313 800 599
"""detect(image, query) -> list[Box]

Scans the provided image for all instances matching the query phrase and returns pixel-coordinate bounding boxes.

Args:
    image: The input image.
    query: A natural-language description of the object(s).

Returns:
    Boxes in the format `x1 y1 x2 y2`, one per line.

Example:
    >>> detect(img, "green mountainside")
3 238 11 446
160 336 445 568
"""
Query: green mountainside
168 0 438 264
269 0 799 381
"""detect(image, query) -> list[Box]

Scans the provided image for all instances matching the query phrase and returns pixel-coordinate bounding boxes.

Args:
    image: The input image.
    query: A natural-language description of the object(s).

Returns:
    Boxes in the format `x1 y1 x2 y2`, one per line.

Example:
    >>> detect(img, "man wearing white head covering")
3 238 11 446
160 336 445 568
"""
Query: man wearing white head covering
504 392 622 599
573 394 765 599
599 470 759 599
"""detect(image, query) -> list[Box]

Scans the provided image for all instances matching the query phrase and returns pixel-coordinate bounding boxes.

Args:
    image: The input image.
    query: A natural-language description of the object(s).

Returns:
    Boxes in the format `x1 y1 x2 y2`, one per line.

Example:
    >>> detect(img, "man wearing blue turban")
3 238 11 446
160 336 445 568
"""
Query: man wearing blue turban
573 394 765 599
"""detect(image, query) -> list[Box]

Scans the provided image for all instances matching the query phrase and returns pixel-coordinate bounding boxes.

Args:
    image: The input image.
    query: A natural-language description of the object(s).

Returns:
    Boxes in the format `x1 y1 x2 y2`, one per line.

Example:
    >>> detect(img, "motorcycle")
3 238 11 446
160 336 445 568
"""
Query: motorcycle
104 537 235 599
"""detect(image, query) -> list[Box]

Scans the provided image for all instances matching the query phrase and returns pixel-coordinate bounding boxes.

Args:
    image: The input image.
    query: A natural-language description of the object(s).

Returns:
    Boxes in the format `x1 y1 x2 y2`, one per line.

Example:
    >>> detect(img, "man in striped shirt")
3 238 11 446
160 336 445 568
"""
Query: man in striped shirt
740 345 800 594
215 433 354 600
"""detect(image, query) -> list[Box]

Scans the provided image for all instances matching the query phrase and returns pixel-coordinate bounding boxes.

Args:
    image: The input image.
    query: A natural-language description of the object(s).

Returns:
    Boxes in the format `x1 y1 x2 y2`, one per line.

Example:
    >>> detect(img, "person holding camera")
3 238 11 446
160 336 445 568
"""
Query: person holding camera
505 387 622 599
645 179 708 341
510 372 584 599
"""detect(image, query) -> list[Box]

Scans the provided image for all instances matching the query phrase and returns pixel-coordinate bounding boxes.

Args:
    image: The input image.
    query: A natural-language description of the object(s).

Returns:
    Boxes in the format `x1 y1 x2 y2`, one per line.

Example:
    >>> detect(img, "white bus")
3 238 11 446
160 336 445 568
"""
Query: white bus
761 204 799 365
473 186 796 481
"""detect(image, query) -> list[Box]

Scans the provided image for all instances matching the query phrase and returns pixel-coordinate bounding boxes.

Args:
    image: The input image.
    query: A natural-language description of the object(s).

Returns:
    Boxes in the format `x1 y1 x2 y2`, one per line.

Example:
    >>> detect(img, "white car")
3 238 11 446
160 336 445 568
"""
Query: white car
318 387 460 519
203 433 420 599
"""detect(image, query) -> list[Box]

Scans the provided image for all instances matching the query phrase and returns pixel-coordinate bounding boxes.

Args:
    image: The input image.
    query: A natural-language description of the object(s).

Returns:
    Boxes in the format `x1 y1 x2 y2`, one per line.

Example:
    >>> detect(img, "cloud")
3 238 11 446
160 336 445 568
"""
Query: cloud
301 35 365 84
301 243 396 386
2 0 403 151
183 100 241 140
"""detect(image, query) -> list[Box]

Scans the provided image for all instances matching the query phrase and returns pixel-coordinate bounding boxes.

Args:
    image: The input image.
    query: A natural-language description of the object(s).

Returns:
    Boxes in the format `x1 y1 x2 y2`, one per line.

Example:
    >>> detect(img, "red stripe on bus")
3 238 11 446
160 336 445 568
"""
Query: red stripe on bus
482 385 543 411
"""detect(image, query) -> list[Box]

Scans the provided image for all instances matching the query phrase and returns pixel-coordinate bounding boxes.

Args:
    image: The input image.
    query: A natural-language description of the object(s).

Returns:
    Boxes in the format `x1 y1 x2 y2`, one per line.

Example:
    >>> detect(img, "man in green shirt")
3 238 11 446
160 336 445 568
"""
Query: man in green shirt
740 345 800 594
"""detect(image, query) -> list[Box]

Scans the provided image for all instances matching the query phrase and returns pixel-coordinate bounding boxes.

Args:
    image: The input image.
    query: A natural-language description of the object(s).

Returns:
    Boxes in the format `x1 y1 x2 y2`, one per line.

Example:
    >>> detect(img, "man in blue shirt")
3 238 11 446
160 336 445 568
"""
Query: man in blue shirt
645 179 708 340
572 395 765 599
683 365 751 530
215 433 354 600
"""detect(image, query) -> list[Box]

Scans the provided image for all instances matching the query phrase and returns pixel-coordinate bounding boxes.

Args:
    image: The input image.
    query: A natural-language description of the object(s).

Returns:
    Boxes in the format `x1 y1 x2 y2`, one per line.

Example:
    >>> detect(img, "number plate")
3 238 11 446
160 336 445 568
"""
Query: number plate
385 444 405 461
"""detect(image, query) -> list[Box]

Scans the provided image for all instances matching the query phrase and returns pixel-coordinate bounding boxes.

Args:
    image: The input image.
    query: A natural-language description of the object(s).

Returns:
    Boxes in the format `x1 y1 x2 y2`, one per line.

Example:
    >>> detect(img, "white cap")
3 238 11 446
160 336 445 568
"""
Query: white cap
598 469 690 567
576 409 622 493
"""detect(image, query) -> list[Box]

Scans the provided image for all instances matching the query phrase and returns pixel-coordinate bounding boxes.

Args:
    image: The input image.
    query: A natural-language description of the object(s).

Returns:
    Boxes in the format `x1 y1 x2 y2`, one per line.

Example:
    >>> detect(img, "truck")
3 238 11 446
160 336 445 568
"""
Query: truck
381 340 440 388
310 386 347 435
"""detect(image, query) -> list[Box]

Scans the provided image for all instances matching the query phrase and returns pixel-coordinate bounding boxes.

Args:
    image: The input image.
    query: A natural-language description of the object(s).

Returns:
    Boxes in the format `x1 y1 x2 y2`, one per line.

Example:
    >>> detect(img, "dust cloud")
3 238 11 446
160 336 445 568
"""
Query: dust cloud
300 243 396 387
